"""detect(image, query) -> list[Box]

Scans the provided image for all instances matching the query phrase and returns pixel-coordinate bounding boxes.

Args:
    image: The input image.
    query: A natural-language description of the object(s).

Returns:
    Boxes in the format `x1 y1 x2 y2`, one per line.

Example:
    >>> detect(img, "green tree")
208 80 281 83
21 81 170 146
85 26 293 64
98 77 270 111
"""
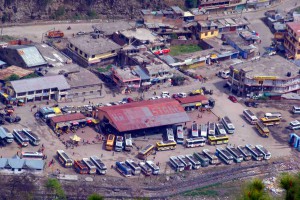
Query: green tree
279 173 300 200
6 74 20 81
46 178 66 200
171 75 185 86
88 193 104 200
239 178 271 200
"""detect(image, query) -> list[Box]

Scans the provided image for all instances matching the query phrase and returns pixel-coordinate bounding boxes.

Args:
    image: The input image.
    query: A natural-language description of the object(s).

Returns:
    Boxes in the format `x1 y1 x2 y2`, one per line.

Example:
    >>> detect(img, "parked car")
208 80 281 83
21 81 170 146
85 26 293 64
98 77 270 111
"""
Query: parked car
76 31 85 35
228 95 237 103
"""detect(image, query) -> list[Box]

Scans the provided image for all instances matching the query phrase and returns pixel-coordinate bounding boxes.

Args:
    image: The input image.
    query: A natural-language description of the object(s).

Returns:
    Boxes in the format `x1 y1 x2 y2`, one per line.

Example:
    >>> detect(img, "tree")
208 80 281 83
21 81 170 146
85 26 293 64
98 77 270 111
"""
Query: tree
87 193 104 200
239 178 271 200
5 74 20 81
171 75 186 86
46 178 66 200
279 173 300 200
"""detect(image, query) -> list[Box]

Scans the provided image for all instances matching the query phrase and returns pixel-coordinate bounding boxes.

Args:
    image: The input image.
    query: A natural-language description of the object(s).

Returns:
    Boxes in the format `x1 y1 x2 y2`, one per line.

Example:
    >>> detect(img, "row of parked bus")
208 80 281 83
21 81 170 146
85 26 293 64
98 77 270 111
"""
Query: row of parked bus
169 144 271 171
116 160 160 177
56 150 107 175
105 134 133 152
13 129 41 147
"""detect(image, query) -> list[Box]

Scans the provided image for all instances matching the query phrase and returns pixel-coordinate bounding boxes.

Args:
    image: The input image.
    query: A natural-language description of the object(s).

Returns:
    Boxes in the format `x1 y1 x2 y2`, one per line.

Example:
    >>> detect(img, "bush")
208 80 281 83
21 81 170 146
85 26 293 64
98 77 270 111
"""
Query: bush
46 178 66 200
171 75 185 86
5 74 20 81
88 193 104 200
87 10 97 19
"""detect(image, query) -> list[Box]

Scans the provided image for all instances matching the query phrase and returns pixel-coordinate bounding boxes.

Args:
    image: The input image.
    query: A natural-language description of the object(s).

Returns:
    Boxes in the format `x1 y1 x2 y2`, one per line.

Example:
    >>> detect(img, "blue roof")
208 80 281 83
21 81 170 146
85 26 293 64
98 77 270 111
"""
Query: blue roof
0 156 45 170
133 65 150 80
8 157 25 169
0 158 8 168
0 60 6 66
0 127 8 139
160 55 176 65
25 160 44 170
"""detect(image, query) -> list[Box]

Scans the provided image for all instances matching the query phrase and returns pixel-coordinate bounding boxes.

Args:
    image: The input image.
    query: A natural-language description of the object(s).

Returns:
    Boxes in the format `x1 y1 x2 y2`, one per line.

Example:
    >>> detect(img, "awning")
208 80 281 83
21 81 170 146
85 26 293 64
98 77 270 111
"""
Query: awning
70 134 81 142
71 121 79 125
210 54 218 59
195 103 202 106
53 107 62 114
92 119 100 124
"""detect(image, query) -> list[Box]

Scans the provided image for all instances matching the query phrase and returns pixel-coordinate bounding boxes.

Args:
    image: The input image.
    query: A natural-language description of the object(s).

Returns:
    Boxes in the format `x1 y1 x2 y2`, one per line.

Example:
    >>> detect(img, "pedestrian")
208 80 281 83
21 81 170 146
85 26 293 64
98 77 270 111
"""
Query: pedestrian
111 165 113 169
101 154 103 158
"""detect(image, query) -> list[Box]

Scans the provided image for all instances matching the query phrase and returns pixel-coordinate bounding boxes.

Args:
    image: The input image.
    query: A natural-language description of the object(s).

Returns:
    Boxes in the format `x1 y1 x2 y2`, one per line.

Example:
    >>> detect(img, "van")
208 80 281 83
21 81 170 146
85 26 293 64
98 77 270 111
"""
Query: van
221 70 230 79
178 93 187 98
292 106 300 114
161 91 170 98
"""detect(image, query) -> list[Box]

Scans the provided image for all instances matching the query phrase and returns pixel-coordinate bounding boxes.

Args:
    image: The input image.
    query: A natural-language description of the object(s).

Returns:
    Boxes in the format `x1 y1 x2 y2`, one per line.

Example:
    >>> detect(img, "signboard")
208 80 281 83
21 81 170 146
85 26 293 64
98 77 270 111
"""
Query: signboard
253 76 277 80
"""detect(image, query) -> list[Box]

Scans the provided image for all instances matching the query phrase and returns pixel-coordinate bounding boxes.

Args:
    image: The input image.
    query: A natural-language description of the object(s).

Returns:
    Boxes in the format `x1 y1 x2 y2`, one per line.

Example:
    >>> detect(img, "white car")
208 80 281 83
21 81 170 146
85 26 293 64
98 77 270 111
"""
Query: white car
162 95 171 98
178 93 187 98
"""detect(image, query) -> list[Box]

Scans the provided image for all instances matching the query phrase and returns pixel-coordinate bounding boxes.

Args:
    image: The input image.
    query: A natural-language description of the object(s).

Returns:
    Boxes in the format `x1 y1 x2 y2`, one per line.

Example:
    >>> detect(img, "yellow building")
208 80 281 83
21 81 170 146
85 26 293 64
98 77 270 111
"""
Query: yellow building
198 21 219 39
68 35 121 67
284 22 300 60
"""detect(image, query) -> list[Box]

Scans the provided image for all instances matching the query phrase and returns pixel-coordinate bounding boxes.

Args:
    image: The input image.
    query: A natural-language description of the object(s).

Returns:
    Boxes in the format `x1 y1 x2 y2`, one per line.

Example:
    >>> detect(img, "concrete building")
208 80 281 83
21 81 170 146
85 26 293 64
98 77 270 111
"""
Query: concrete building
227 56 300 96
8 75 70 102
198 21 219 39
67 35 122 67
0 156 44 173
246 0 271 9
111 66 141 92
98 98 190 135
198 0 245 12
284 22 300 60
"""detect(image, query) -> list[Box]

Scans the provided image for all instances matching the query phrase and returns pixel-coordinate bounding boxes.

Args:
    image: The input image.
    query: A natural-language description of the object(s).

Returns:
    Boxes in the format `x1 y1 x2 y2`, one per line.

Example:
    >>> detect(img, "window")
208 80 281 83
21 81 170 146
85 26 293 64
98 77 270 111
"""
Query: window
111 50 115 53
92 55 95 58
70 44 73 48
75 47 78 51
90 91 94 94
82 92 86 95
44 89 49 93
205 32 208 36
17 92 26 96
51 88 58 91
36 90 42 94
211 31 214 35
28 91 34 95
80 50 83 55
85 54 88 58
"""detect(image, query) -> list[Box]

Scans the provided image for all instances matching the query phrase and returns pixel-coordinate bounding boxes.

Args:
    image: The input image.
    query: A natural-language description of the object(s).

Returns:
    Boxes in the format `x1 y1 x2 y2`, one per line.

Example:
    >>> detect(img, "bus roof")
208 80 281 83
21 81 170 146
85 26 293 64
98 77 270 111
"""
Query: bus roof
139 144 154 154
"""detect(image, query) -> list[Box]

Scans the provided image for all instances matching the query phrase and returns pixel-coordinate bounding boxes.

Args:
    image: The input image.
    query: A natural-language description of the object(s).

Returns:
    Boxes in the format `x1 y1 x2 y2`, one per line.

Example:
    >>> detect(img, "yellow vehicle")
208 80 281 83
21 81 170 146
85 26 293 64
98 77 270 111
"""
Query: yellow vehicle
156 140 176 151
105 134 115 151
255 122 270 137
208 135 229 145
190 89 203 96
138 144 154 160
260 116 280 126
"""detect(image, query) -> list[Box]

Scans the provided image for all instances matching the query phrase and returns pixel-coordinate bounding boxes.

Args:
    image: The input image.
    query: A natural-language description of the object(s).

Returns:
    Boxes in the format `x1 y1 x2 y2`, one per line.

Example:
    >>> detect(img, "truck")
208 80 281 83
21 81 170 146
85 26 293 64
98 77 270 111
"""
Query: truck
46 30 64 38
124 134 133 151
115 136 124 152
116 161 132 177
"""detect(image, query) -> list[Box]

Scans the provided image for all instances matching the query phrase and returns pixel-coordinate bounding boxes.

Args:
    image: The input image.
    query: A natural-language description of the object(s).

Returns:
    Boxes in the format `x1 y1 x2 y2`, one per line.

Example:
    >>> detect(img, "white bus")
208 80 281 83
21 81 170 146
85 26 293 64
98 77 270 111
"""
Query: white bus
185 154 201 169
221 116 235 134
216 148 233 165
292 106 300 114
264 112 282 118
82 158 97 174
166 128 175 141
193 152 209 167
216 123 227 135
178 155 192 170
245 144 264 161
243 109 258 125
57 150 73 167
169 156 185 172
200 124 208 137
176 125 184 144
90 156 107 175
21 151 44 159
202 149 220 165
185 137 206 148
191 122 198 137
13 129 29 147
115 136 123 152
146 160 160 175
208 122 216 136
237 145 252 161
0 127 13 143
255 145 271 160
139 161 152 176
124 134 133 152
289 120 300 130
23 129 40 146
125 160 141 175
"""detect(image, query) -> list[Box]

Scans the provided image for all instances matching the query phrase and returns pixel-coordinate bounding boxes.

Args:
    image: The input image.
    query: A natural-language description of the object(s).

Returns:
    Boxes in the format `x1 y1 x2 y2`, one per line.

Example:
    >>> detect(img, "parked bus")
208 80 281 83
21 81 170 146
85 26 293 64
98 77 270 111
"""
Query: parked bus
125 160 141 175
74 160 89 174
0 127 13 143
23 129 40 146
82 158 97 174
57 150 73 167
191 121 198 137
208 135 229 145
90 156 107 175
106 134 115 151
202 149 220 165
13 129 29 147
200 124 208 137
21 151 44 159
292 106 300 114
166 128 175 141
226 146 243 163
139 162 152 176
216 123 226 135
237 145 252 161
138 144 155 160
116 161 132 177
260 116 280 126
245 144 264 161
255 122 270 137
193 152 209 167
255 145 271 160
185 137 206 148
208 122 216 136
156 140 176 151
169 156 184 172
264 112 282 118
146 160 160 175
115 136 123 152
289 120 300 130
216 148 233 165
221 116 235 134
176 125 184 144
178 155 192 170
243 109 258 125
185 154 201 169
124 134 133 151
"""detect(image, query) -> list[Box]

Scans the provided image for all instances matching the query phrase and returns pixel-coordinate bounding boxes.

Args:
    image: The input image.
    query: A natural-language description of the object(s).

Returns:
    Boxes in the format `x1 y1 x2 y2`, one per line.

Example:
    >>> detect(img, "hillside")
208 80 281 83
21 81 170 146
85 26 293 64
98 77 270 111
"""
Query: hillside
0 0 185 23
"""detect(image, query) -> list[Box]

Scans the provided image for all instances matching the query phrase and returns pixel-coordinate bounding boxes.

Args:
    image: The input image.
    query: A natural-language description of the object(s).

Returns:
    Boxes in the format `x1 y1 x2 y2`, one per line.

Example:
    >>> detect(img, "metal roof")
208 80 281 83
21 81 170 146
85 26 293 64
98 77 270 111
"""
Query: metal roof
0 127 8 139
99 98 190 132
10 75 70 93
8 45 47 67
24 160 44 170
0 158 7 168
51 113 86 124
132 65 150 80
8 157 25 169
0 157 44 170
176 95 208 104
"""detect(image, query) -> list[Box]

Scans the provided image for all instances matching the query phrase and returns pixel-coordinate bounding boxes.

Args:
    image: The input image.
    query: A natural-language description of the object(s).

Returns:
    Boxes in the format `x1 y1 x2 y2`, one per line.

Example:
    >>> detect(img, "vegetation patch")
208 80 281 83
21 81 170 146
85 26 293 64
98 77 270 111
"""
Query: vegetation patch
182 183 221 197
97 64 113 73
169 45 202 56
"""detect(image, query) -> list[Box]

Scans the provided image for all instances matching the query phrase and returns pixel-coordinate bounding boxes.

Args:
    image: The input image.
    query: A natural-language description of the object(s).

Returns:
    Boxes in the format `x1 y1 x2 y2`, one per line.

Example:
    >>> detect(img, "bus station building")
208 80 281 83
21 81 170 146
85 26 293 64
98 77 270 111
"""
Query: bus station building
98 98 190 135
50 113 87 131
175 95 209 111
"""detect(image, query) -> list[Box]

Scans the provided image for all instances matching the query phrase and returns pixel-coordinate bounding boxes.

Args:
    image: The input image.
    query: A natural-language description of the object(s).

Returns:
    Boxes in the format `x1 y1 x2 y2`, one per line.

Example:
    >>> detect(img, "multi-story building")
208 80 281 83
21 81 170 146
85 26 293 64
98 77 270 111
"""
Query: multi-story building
284 22 300 60
198 21 219 39
198 0 245 12
227 56 300 96
111 66 141 93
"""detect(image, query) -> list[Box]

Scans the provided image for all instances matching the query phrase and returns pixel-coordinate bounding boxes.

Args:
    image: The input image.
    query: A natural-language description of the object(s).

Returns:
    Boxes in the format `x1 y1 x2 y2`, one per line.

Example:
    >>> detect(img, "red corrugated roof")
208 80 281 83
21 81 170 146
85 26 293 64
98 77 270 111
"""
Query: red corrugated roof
51 113 86 123
99 98 190 132
176 95 208 104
